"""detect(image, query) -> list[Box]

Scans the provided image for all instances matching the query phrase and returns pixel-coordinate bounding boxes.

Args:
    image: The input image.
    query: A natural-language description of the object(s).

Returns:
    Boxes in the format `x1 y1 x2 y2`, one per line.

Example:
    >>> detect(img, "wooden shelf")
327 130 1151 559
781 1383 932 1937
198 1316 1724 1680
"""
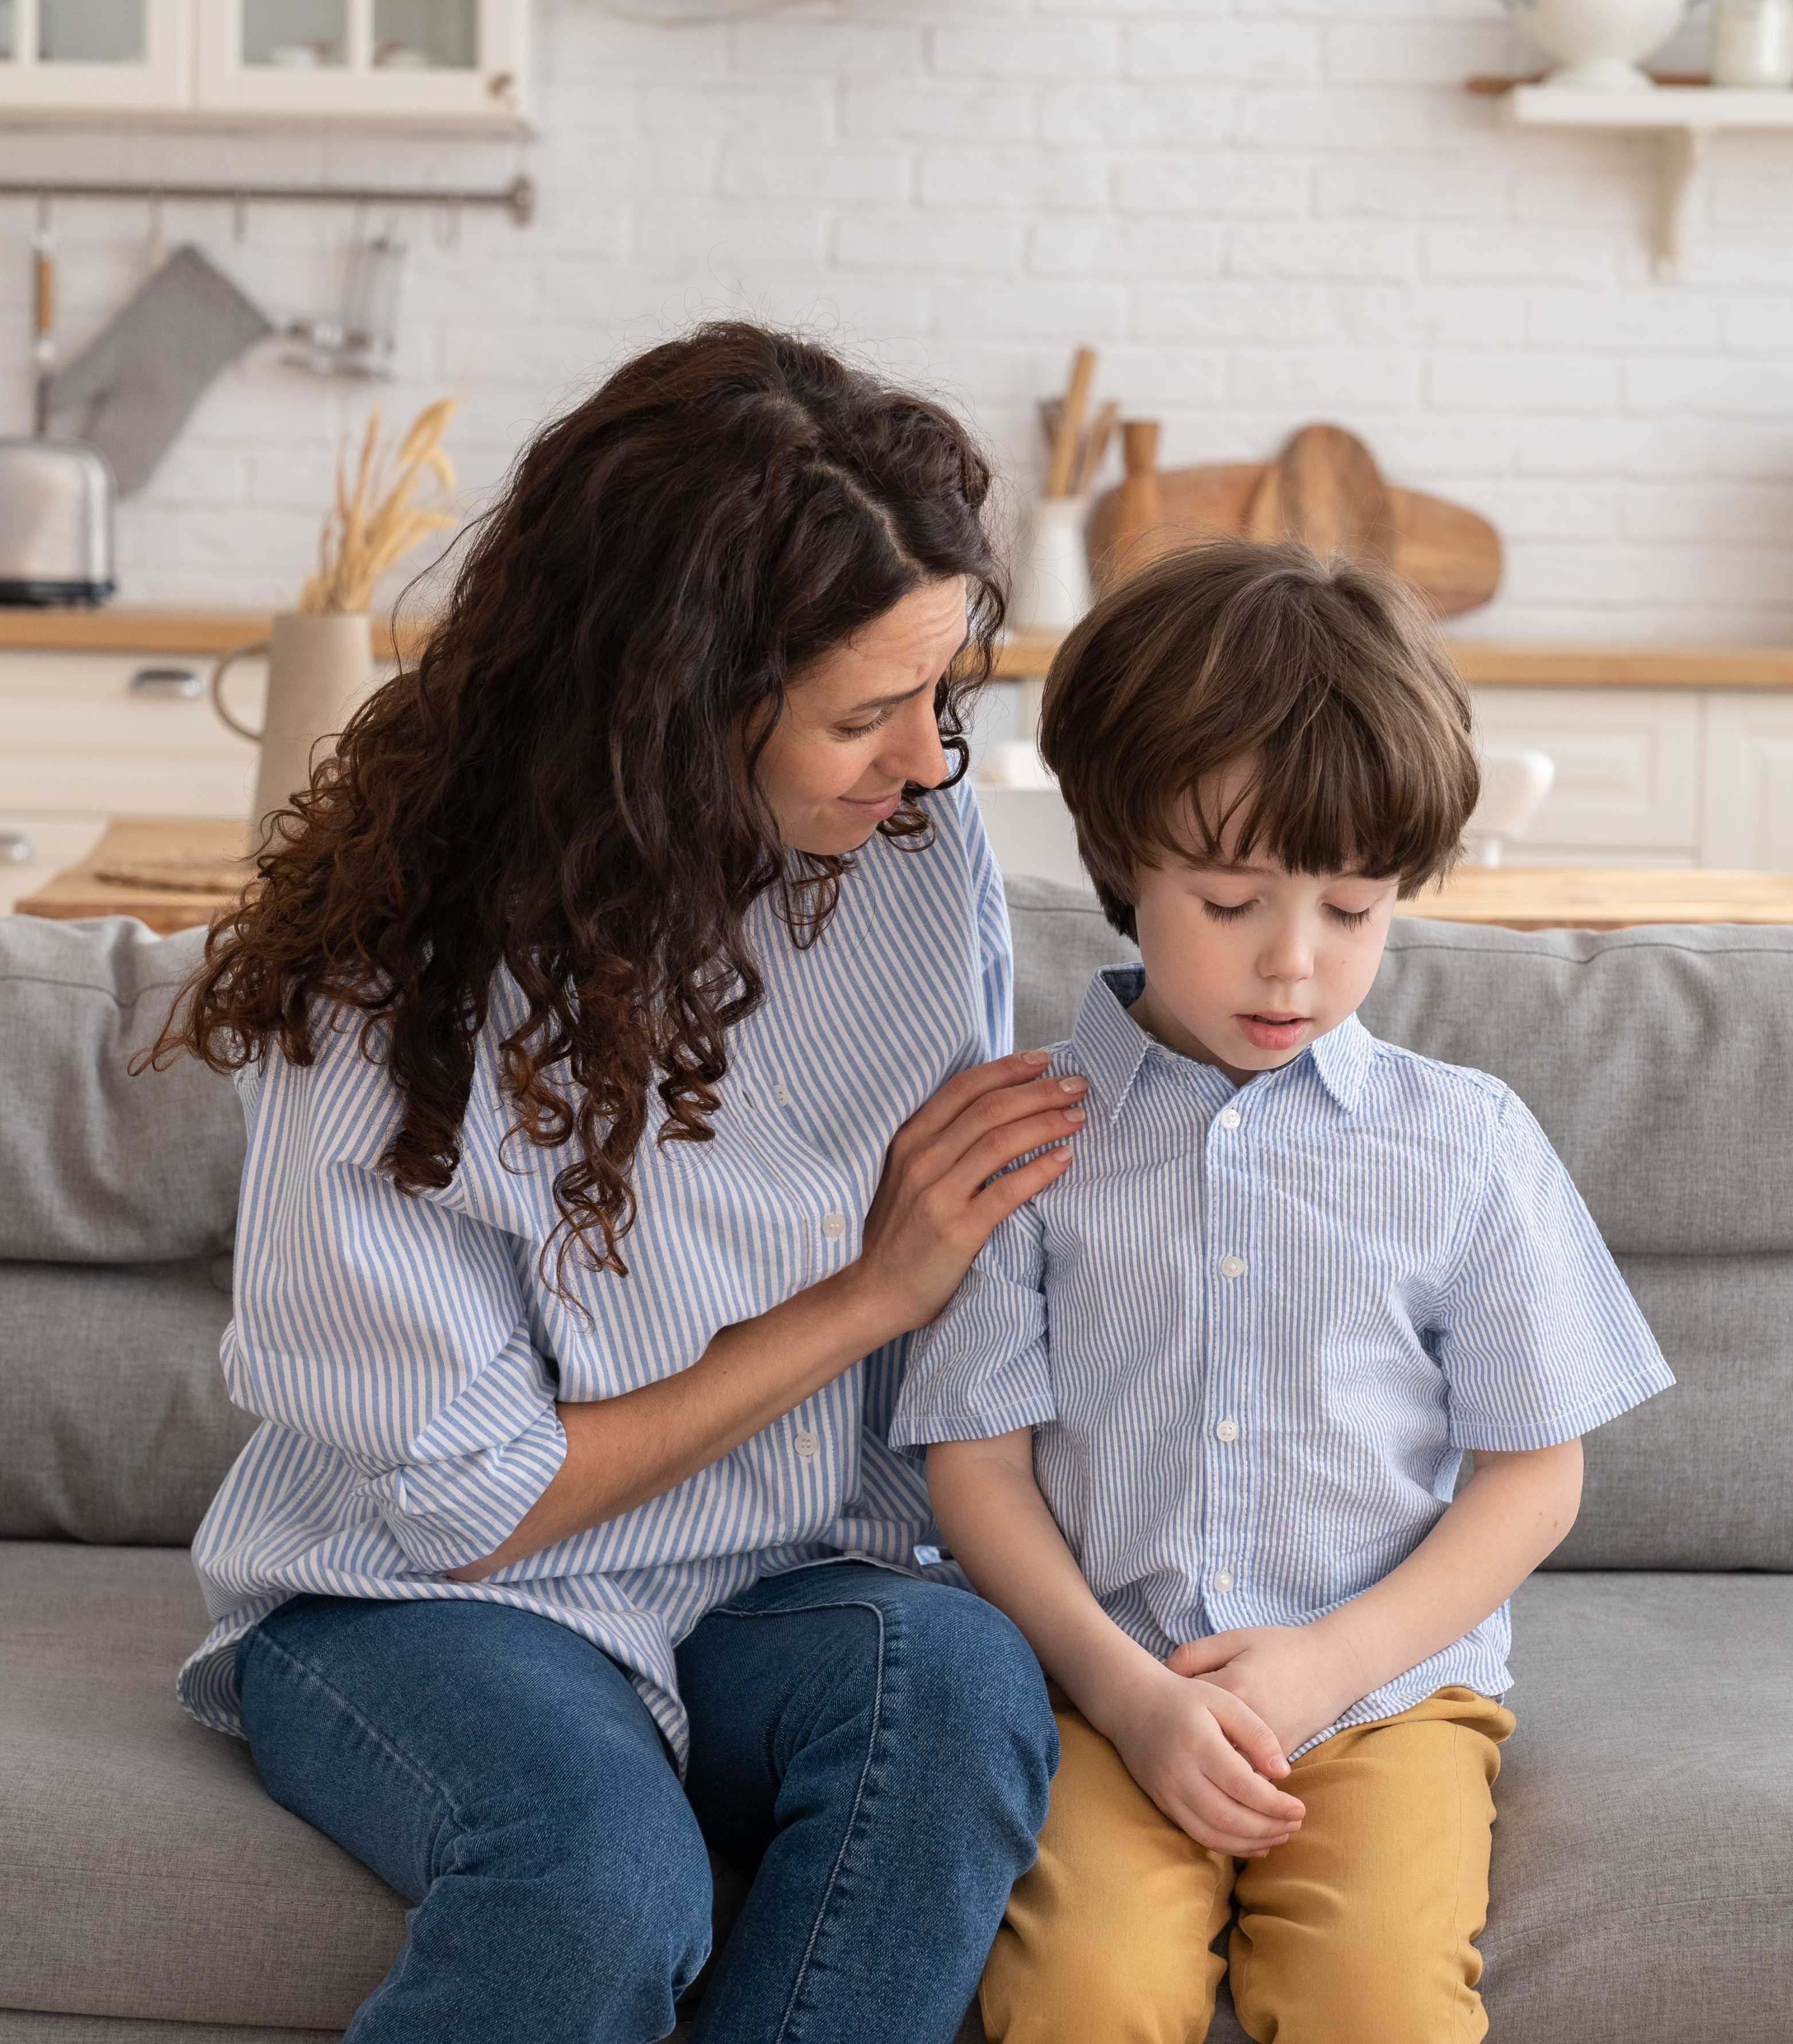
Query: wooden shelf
992 633 1793 688
0 606 423 661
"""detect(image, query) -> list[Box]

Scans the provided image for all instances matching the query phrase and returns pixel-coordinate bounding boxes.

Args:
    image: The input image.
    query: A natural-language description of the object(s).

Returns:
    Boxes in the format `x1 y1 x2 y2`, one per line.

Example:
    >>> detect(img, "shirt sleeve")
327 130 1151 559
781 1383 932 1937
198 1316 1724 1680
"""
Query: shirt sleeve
888 1193 1055 1457
222 1007 567 1576
1434 1084 1675 1453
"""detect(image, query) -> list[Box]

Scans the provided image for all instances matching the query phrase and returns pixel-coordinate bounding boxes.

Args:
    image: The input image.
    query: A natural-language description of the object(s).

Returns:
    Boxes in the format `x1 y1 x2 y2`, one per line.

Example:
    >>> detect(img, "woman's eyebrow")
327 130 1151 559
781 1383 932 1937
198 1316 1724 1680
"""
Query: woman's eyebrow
843 678 935 715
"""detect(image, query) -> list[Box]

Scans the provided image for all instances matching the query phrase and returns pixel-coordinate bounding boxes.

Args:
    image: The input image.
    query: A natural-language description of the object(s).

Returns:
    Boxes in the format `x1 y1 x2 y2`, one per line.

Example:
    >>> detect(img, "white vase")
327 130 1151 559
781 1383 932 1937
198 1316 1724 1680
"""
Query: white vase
1710 0 1793 84
1010 496 1093 634
1509 0 1690 88
211 611 378 837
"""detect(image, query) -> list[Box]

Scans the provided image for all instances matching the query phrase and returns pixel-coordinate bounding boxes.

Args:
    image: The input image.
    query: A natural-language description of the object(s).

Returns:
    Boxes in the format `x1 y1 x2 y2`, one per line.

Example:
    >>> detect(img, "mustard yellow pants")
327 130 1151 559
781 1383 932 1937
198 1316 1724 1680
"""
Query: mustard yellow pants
981 1683 1515 2044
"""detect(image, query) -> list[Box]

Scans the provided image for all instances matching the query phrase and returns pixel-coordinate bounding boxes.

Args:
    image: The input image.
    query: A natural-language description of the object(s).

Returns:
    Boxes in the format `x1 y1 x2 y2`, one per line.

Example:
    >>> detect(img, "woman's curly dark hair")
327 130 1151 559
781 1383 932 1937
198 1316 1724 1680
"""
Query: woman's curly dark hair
141 321 1008 1288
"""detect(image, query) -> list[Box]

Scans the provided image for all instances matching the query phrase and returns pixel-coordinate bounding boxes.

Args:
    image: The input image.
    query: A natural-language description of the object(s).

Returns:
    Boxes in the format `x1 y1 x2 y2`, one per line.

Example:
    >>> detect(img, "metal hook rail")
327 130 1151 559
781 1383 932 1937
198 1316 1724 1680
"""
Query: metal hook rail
0 172 535 225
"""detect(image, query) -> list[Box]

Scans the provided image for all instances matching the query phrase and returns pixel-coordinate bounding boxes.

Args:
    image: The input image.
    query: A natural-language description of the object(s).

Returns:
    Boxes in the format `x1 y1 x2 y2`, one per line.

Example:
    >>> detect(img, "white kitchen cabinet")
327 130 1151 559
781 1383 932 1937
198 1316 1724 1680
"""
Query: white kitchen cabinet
0 0 527 125
193 0 527 126
991 675 1790 880
1700 693 1793 870
1467 687 1703 865
0 0 190 111
0 649 265 871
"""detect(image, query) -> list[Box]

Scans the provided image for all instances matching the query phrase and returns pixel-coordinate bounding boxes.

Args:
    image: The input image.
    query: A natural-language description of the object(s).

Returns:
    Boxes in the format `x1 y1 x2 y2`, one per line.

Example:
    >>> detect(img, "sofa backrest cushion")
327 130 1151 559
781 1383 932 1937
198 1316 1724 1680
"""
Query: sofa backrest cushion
0 1256 254 1543
0 918 240 1264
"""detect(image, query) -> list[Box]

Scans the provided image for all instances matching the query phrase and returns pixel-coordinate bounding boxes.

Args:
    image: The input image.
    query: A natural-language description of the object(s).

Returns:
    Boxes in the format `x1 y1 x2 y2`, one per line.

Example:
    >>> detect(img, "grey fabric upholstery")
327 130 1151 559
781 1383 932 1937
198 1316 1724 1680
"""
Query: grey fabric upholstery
4 897 1791 2042
0 1259 248 1543
5 1542 1789 2041
0 920 237 1266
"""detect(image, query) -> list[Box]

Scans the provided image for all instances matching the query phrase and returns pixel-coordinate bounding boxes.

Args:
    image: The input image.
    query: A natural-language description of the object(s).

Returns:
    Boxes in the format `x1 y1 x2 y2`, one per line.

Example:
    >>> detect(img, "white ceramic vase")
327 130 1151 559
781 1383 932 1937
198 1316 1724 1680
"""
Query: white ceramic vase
1010 496 1094 634
1710 0 1793 84
1508 0 1690 88
211 611 378 836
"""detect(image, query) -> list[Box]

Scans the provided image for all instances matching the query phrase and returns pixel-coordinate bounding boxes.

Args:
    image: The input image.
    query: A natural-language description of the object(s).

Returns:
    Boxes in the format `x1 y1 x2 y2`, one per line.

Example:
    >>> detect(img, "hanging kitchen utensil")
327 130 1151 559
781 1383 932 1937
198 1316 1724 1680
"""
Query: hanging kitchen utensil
43 245 273 498
31 198 55 438
284 228 407 380
1088 421 1502 618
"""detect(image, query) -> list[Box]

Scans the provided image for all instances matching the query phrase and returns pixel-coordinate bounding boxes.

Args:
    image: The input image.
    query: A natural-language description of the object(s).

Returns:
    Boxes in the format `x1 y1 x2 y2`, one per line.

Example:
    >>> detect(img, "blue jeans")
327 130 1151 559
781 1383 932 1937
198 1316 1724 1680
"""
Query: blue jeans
234 1562 1056 2044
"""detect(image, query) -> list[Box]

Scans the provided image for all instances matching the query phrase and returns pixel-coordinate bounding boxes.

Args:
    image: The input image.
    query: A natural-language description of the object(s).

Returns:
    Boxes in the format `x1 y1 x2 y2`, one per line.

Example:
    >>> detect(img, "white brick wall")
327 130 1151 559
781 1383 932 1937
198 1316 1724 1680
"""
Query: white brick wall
3 0 1788 641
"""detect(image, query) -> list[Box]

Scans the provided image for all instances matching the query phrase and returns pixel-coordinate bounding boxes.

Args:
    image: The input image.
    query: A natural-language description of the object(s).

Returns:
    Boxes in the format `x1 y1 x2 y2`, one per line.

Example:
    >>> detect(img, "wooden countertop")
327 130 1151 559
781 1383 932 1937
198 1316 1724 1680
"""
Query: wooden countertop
6 609 1793 688
0 607 424 662
17 819 1793 936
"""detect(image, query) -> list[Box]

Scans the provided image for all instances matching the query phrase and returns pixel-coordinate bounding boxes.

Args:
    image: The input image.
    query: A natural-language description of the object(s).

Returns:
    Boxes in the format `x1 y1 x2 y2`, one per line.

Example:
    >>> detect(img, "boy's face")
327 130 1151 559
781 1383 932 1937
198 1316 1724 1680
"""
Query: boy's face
1126 770 1399 1089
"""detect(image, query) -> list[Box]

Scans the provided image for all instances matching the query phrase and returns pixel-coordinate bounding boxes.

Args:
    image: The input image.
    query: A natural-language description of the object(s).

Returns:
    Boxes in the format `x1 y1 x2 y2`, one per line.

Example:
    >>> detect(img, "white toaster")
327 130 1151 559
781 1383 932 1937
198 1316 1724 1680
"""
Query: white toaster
0 438 115 605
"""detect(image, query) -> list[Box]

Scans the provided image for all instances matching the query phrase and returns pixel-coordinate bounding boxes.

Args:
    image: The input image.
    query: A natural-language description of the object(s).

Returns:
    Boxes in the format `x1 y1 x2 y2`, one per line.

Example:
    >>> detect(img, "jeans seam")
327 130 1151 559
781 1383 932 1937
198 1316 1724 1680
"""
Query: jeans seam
699 1594 893 2044
246 1626 470 1841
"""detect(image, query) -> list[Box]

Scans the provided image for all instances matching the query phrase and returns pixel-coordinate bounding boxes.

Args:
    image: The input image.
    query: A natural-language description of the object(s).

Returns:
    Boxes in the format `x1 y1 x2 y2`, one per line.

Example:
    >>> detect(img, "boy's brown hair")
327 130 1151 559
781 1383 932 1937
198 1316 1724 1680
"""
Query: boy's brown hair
1039 536 1480 939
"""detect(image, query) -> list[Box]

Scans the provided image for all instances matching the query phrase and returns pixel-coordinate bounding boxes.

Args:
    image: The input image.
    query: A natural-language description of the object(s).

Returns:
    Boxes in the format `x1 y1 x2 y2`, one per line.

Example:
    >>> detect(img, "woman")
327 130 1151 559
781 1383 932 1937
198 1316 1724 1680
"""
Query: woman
153 322 1078 2044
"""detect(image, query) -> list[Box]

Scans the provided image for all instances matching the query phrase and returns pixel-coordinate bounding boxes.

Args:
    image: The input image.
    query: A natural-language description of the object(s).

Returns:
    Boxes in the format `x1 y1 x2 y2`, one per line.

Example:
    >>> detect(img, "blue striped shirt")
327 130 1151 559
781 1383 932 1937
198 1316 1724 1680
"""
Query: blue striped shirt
888 963 1674 1755
176 781 1009 1769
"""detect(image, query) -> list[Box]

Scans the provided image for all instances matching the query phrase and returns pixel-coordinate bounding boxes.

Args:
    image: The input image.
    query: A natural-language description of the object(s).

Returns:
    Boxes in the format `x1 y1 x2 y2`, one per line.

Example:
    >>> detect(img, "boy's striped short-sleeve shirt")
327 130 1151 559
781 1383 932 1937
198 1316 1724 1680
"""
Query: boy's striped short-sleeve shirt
889 963 1675 1755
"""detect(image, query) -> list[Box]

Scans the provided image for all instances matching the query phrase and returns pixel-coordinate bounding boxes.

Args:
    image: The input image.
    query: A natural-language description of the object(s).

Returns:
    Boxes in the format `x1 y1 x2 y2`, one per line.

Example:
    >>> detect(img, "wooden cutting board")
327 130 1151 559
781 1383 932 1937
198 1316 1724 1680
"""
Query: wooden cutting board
1088 422 1502 618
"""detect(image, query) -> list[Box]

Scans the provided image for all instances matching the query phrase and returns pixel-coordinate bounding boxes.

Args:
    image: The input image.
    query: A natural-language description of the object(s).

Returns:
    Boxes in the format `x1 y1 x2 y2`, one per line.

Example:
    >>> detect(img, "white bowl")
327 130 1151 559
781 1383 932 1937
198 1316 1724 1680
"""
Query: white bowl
1508 0 1690 88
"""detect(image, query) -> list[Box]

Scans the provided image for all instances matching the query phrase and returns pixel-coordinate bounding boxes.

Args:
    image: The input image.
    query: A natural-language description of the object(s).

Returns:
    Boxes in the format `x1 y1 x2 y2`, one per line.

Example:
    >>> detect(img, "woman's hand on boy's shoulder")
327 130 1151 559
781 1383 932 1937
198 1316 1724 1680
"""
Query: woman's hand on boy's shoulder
1166 1624 1362 1761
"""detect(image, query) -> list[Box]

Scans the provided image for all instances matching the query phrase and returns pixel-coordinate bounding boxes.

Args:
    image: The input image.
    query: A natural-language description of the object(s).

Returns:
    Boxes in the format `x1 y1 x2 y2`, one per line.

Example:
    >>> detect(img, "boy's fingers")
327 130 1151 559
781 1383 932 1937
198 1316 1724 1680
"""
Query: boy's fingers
1167 1637 1236 1679
1208 1691 1296 1784
1203 1728 1305 1821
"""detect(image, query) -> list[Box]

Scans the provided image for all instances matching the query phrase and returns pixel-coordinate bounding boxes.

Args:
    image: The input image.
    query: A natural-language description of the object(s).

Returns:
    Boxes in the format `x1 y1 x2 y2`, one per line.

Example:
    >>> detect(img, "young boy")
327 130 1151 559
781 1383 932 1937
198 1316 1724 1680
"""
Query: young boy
889 538 1674 2044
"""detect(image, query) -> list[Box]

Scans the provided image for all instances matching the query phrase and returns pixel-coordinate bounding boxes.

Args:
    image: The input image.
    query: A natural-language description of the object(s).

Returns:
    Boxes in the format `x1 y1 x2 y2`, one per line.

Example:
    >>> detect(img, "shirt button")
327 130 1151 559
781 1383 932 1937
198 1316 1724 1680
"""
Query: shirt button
820 1212 846 1240
794 1431 819 1459
1217 1107 1241 1130
1214 1568 1235 1595
773 1085 792 1106
1215 1419 1239 1442
1219 1253 1246 1279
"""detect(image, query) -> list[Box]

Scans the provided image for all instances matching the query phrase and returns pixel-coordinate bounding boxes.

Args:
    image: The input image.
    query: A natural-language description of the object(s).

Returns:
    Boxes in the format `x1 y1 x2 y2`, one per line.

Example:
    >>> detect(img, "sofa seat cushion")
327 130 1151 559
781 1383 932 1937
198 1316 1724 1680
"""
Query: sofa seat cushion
3 1543 1788 2041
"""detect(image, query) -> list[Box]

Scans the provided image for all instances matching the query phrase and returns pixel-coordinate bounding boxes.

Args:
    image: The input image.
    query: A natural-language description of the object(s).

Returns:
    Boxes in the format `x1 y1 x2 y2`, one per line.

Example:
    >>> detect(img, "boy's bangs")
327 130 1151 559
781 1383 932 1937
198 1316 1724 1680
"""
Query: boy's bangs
1165 688 1471 897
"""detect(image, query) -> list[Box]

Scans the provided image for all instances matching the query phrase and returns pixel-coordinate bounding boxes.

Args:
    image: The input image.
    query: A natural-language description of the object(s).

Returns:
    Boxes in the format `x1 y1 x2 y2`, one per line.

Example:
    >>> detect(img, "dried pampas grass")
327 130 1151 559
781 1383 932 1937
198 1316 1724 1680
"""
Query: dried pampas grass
298 396 459 614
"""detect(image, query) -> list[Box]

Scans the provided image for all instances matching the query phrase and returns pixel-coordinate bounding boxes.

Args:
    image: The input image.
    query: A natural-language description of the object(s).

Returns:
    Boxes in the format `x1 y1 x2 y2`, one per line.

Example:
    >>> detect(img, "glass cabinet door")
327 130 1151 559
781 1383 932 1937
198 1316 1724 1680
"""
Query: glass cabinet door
195 0 526 124
0 0 189 107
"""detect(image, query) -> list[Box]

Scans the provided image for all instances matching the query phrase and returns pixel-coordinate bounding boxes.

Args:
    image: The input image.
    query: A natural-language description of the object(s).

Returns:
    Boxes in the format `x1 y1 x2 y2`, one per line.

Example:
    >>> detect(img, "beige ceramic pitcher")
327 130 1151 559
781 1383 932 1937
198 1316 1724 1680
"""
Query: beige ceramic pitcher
211 611 378 838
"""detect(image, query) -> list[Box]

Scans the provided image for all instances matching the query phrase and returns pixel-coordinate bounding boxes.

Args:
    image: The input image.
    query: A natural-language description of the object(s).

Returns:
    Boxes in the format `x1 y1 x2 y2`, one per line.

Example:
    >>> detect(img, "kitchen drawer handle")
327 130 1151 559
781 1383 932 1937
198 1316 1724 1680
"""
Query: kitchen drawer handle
0 830 33 865
130 665 203 701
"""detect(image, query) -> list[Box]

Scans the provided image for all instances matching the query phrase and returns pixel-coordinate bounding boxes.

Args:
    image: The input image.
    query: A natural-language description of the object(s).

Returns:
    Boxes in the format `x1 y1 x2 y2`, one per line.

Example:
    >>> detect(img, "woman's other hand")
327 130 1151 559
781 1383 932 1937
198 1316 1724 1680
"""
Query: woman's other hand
849 1049 1084 1333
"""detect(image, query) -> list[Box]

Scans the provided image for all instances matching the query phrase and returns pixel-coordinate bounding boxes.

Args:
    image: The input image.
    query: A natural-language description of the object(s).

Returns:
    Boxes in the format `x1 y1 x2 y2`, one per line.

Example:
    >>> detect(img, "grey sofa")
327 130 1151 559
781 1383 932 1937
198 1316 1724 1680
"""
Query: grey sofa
3 878 1790 2044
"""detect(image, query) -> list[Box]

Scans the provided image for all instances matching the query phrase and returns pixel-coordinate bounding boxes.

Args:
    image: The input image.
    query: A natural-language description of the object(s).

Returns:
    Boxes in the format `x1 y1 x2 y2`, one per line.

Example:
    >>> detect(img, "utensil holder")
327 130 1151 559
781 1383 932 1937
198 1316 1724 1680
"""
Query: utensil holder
211 611 376 836
1010 496 1093 633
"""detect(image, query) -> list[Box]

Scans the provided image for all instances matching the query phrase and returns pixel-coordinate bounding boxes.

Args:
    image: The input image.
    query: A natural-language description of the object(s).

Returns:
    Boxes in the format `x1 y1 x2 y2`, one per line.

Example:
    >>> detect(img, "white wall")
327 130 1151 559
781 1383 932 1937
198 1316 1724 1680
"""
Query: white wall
3 0 1789 640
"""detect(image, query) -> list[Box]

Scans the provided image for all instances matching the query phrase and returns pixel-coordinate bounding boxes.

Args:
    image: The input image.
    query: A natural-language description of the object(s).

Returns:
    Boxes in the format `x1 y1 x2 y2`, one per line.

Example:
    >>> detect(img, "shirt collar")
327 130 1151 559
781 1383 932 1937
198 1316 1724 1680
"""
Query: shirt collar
1067 965 1375 1121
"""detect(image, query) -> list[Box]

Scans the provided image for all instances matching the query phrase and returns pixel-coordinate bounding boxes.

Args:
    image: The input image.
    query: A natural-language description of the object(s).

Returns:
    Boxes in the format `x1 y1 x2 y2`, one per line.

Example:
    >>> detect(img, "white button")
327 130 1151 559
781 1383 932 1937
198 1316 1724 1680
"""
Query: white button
1219 1253 1246 1279
1217 1107 1241 1130
1215 1419 1239 1442
794 1430 819 1459
1214 1568 1234 1595
820 1212 846 1239
773 1085 792 1106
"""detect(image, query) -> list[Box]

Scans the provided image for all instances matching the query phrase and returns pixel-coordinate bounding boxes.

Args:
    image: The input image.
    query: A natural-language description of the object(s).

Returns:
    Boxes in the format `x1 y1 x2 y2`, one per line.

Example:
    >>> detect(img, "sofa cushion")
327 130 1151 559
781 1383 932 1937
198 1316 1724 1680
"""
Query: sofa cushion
0 920 239 1266
4 1541 1786 2041
0 1260 252 1544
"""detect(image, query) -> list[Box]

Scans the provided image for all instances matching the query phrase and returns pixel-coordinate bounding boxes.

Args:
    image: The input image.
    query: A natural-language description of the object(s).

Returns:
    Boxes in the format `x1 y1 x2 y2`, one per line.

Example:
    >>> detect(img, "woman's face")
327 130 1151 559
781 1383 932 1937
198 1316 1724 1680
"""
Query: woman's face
760 576 970 856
